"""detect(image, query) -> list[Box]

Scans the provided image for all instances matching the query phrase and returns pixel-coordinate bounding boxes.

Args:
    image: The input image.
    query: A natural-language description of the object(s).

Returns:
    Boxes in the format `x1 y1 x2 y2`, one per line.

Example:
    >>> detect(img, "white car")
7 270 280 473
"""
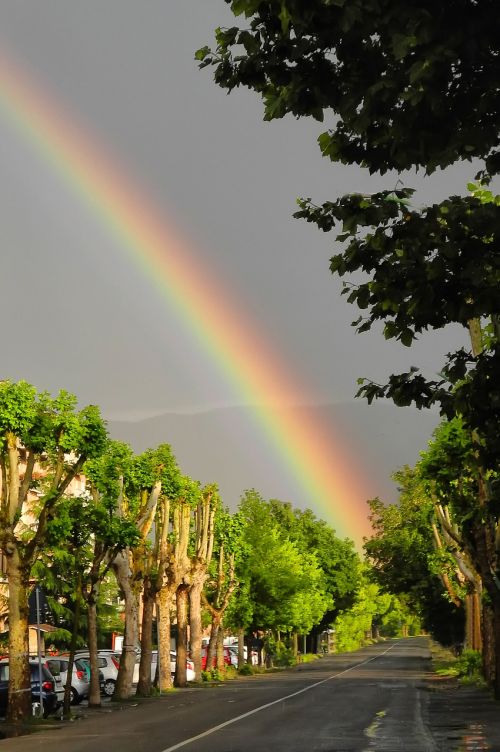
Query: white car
45 656 90 705
132 651 195 683
75 651 119 697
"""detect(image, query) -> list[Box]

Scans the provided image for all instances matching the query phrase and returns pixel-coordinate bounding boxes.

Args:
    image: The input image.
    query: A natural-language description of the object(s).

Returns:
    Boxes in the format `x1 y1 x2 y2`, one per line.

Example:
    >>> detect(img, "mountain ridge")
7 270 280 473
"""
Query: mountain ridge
107 401 438 516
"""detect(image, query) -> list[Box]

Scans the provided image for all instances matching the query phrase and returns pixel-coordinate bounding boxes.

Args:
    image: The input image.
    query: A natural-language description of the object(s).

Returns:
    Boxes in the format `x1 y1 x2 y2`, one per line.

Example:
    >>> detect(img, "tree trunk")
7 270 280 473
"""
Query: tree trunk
464 591 482 652
471 590 482 652
206 614 220 671
63 582 82 718
216 622 225 672
175 585 189 687
137 576 155 696
189 580 203 681
292 631 298 657
481 600 495 686
87 597 101 708
157 587 173 691
113 550 138 699
6 552 31 722
237 628 245 670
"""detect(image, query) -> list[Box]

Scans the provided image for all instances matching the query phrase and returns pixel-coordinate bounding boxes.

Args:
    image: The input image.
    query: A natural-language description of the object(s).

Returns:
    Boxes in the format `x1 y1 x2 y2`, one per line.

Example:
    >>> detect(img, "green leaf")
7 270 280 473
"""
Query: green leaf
195 46 211 61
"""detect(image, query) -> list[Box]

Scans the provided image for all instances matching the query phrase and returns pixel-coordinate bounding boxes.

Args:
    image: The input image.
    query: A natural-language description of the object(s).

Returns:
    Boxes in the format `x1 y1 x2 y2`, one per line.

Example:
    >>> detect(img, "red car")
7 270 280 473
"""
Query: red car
201 646 233 670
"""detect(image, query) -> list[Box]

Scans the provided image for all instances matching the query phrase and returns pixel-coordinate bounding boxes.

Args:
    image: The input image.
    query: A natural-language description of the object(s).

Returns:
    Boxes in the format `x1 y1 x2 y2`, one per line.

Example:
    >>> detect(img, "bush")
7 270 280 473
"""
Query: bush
299 653 320 664
238 663 254 676
455 650 483 682
201 667 224 682
273 644 296 667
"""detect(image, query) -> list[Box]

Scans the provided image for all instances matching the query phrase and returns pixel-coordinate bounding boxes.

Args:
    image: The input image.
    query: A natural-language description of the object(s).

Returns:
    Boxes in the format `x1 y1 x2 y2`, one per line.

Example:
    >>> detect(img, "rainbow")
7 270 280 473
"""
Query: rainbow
0 51 373 546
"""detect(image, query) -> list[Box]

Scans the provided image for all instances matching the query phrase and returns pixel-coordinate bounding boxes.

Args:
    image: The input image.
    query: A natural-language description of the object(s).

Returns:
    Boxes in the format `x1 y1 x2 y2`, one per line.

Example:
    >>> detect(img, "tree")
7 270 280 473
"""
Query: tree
81 443 140 708
0 381 107 722
111 446 165 699
334 569 414 651
234 491 333 657
162 475 201 689
199 3 500 693
197 1 500 175
202 506 241 672
188 484 218 680
133 444 182 697
418 418 496 677
268 501 360 650
365 465 464 647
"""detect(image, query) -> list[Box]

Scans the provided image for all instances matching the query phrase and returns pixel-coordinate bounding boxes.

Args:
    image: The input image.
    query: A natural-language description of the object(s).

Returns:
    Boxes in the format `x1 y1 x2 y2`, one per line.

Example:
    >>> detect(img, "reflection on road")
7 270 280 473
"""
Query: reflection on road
457 723 489 751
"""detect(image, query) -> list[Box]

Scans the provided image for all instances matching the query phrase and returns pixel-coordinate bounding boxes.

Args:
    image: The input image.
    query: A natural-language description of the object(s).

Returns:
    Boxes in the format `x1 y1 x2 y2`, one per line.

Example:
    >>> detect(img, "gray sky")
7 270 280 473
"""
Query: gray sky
0 2 476 531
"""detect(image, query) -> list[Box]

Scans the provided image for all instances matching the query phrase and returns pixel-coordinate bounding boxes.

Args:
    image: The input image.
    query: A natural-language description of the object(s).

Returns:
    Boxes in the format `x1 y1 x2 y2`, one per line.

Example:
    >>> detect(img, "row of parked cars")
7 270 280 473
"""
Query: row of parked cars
0 644 255 716
0 653 111 718
0 659 60 718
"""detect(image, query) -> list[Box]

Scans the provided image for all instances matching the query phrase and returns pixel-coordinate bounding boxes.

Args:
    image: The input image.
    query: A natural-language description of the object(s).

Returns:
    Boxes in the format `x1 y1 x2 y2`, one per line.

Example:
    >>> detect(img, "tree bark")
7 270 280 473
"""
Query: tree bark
206 614 220 671
136 576 155 696
157 587 173 691
216 622 225 672
63 580 82 718
175 584 189 687
113 550 139 699
189 579 203 681
86 596 101 708
6 552 31 722
237 628 245 670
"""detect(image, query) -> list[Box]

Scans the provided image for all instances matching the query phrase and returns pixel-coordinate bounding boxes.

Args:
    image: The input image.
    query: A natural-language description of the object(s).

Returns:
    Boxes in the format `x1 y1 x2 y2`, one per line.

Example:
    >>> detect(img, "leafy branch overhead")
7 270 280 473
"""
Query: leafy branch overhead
197 0 500 175
295 191 500 342
199 0 500 697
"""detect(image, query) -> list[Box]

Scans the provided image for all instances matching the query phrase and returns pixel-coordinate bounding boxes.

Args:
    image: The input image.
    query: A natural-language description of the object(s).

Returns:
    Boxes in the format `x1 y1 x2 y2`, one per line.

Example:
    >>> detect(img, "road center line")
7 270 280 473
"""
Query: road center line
160 643 398 752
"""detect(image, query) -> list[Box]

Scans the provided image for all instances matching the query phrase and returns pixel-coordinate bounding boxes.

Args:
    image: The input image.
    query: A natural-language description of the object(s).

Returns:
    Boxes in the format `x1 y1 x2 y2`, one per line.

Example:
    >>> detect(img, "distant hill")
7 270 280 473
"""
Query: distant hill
107 401 438 514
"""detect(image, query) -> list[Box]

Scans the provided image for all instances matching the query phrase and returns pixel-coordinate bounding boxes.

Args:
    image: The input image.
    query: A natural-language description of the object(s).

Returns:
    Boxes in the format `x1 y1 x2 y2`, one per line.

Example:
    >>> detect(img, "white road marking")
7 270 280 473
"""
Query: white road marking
160 643 399 752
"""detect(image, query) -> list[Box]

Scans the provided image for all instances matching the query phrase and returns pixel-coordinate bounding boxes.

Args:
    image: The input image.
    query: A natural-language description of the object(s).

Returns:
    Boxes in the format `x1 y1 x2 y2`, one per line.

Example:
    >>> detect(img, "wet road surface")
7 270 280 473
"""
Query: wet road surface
0 638 498 751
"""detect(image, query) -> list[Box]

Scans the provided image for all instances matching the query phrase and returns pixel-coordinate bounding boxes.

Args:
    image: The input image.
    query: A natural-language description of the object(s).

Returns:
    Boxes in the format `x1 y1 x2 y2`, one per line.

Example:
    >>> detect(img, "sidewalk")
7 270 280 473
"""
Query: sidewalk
425 674 500 750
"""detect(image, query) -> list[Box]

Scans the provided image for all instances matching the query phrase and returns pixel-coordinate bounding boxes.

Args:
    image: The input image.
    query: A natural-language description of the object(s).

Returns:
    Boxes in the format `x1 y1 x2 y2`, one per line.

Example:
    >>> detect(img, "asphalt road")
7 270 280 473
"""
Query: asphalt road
0 638 491 751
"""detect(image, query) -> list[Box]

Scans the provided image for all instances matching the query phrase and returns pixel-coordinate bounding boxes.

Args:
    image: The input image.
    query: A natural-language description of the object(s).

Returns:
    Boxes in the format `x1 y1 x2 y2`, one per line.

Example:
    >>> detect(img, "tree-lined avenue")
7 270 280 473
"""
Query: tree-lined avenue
2 638 442 752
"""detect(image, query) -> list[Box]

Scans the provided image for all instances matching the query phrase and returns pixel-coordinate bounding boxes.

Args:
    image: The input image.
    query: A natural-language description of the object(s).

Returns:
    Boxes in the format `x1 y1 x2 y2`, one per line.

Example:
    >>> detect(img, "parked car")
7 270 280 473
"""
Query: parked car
39 658 64 706
201 646 233 671
225 644 259 666
46 656 90 705
0 660 59 717
226 646 240 668
76 651 119 697
133 651 195 683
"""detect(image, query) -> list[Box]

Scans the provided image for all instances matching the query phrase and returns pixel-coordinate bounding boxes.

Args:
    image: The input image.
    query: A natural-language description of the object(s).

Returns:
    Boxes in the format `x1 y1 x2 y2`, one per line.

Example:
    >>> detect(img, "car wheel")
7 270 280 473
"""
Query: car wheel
103 678 115 697
70 687 81 705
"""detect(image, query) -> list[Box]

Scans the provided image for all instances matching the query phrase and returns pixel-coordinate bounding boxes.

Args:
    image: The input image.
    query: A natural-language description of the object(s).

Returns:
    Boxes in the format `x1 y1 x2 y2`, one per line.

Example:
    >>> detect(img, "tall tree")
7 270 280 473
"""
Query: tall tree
419 419 496 676
134 444 181 697
202 506 241 672
80 443 140 707
268 501 360 650
199 7 500 691
188 484 218 681
234 491 333 653
111 447 164 699
0 381 106 722
365 464 465 647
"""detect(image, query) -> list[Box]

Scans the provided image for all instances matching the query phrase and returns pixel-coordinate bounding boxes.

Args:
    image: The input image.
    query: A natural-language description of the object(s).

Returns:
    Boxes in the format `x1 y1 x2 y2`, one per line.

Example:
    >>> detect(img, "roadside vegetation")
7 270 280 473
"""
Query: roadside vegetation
197 0 500 699
0 380 411 724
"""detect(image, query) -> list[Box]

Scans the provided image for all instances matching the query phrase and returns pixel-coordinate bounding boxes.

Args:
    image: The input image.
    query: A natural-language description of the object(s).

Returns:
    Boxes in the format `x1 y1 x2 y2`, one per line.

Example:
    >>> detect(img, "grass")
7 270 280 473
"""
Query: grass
429 642 486 688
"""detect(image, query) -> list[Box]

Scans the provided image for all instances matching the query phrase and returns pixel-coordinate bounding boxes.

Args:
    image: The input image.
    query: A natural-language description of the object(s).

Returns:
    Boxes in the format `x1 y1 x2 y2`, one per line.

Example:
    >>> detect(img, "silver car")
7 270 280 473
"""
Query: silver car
76 651 119 697
46 657 90 705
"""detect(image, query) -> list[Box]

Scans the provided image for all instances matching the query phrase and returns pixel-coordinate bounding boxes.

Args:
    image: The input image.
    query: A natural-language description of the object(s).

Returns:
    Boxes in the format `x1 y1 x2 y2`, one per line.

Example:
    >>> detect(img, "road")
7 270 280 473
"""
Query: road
0 638 491 751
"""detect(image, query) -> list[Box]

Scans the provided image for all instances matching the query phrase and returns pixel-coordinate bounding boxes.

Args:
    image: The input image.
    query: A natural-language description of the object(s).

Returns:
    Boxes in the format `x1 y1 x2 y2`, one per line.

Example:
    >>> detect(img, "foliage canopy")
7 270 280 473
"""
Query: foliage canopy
197 0 500 175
